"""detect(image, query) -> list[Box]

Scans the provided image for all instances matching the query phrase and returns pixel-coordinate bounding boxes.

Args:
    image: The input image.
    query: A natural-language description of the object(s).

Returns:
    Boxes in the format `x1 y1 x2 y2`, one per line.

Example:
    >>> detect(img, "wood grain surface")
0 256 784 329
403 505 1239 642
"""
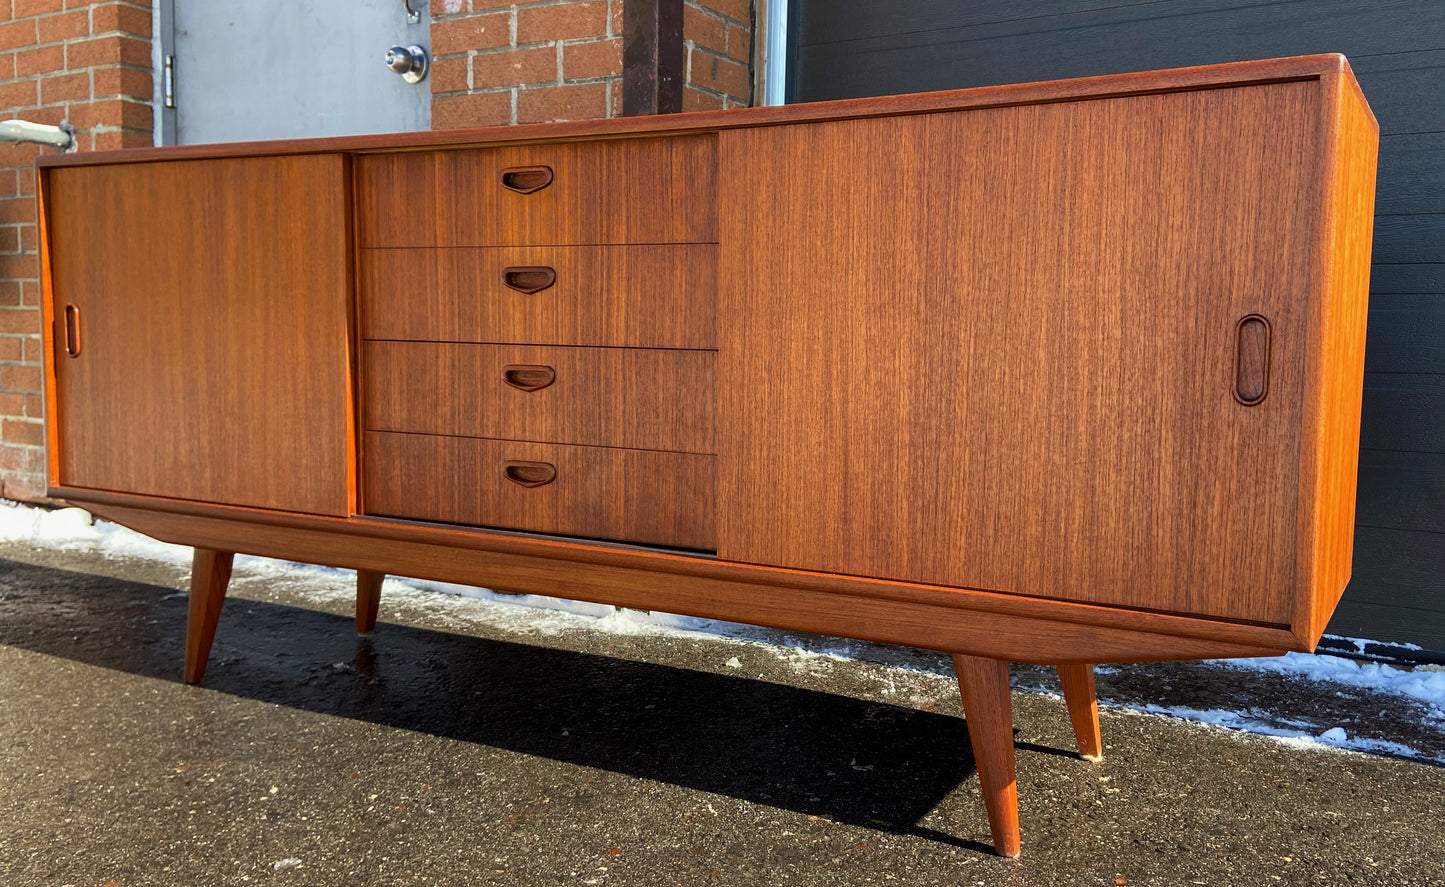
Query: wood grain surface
86 498 1293 663
359 245 717 348
363 341 716 454
1056 663 1104 761
718 80 1326 626
355 569 385 636
953 655 1020 857
35 55 1352 170
57 486 1304 657
43 155 354 515
184 548 234 684
356 135 717 247
363 432 716 550
1296 71 1379 646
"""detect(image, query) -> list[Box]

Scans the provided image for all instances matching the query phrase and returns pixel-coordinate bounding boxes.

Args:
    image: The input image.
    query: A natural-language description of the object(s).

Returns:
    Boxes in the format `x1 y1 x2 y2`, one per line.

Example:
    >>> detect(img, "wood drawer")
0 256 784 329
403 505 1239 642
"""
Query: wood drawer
360 245 716 349
363 432 716 550
363 342 716 454
357 134 716 247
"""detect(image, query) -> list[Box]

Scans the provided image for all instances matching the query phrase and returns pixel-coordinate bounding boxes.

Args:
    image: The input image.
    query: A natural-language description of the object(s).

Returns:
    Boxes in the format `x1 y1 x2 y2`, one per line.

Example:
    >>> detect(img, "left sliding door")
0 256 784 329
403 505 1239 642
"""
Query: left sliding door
42 154 354 516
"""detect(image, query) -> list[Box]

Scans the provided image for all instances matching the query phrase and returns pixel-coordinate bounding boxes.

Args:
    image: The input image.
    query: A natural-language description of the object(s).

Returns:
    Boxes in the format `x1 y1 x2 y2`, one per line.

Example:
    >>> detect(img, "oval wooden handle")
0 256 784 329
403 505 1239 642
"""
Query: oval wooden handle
63 303 81 357
503 461 557 488
498 165 554 195
502 364 556 392
502 266 557 294
1233 314 1271 406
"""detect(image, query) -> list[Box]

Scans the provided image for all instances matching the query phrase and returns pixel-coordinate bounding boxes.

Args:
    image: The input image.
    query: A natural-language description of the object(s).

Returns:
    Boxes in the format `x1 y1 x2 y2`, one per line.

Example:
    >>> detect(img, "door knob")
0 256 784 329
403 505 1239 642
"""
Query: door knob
385 45 429 84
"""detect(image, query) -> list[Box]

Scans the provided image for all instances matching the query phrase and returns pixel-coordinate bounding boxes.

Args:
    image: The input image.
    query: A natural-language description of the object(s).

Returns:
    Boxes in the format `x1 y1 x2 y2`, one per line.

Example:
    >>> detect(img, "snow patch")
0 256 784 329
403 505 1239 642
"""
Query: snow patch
1138 703 1429 760
1216 652 1445 716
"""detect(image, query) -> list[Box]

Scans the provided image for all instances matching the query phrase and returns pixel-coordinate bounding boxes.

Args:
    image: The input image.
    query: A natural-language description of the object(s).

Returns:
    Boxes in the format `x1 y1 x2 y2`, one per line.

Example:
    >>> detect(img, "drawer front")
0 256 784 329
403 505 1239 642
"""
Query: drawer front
360 245 716 349
357 134 717 247
363 342 716 454
363 432 716 550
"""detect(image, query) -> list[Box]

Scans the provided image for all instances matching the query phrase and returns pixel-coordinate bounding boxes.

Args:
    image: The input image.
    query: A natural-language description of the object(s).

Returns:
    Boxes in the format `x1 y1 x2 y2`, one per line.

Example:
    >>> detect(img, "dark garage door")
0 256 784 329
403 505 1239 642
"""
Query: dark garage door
788 0 1445 655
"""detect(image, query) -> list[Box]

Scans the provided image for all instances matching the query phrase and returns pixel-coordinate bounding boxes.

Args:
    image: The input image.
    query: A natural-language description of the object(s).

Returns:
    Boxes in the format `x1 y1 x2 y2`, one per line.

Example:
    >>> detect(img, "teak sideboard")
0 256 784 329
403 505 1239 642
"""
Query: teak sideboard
36 54 1377 857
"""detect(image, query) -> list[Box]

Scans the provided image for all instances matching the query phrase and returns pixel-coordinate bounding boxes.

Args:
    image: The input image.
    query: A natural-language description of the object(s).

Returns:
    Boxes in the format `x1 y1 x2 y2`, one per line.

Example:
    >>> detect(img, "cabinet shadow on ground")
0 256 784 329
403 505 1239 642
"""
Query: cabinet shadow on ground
0 557 1024 854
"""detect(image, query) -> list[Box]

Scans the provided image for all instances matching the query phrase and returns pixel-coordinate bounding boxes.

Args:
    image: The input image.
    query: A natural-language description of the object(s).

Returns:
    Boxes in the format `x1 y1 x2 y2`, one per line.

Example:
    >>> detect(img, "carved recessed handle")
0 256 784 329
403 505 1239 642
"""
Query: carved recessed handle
63 303 81 357
503 460 557 488
498 165 554 195
502 266 557 294
502 364 556 392
1234 314 1271 406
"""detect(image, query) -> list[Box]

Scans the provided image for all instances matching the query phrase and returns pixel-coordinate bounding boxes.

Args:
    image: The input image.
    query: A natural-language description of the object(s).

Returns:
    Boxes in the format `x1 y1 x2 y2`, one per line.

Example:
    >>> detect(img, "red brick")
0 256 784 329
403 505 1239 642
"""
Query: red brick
0 52 15 81
18 228 37 255
91 2 151 37
36 9 88 43
19 279 38 306
0 79 39 110
469 0 522 10
67 97 151 130
682 85 723 112
430 0 469 15
0 172 15 199
473 45 555 88
15 168 33 199
684 5 725 54
0 443 26 472
0 20 38 51
20 105 64 126
516 81 606 124
563 37 620 81
0 390 23 414
14 0 66 17
694 0 750 25
2 418 43 445
0 361 40 391
688 46 748 100
0 282 19 306
517 2 607 45
0 143 42 168
24 391 43 418
0 251 37 277
0 198 36 226
727 23 751 63
430 55 468 94
2 472 47 502
40 70 89 104
610 81 621 116
66 34 148 68
0 310 38 339
432 90 511 130
90 128 150 150
0 228 18 254
15 44 63 76
91 63 150 99
432 12 510 56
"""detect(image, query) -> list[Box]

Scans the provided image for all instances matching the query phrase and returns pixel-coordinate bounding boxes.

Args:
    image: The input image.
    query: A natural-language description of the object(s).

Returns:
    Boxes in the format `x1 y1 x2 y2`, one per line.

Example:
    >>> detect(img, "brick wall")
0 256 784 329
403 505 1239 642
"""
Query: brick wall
430 0 626 128
431 0 753 127
683 0 751 110
0 0 153 501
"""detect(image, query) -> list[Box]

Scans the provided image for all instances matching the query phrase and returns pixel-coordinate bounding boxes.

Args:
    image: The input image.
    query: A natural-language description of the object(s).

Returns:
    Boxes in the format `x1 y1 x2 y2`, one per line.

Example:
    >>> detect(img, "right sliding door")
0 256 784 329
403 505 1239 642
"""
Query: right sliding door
717 81 1324 625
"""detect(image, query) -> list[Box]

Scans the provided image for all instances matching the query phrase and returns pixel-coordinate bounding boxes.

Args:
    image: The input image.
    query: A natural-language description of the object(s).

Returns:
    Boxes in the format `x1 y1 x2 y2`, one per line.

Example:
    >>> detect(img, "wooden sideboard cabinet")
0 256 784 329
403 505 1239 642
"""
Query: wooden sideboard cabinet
37 55 1377 857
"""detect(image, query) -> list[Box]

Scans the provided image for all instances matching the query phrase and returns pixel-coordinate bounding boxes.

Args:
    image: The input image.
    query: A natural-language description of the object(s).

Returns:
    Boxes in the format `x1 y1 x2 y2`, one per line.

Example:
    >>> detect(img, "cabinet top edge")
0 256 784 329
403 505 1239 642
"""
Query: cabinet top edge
36 53 1355 169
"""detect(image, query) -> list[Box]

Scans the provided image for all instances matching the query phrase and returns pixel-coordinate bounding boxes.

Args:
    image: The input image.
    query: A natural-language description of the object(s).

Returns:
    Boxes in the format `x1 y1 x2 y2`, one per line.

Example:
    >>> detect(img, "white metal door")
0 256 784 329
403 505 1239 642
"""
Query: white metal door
160 0 431 145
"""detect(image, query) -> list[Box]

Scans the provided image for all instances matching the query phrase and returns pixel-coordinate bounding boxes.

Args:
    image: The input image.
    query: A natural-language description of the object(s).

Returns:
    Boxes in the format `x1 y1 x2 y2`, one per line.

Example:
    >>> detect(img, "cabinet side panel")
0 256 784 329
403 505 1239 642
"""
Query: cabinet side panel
46 155 353 516
1302 72 1379 646
719 83 1322 624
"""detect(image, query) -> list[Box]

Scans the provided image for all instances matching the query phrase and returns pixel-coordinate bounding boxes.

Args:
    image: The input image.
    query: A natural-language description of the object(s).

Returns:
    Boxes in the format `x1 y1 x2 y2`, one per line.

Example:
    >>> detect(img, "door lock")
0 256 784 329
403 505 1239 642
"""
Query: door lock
385 45 429 84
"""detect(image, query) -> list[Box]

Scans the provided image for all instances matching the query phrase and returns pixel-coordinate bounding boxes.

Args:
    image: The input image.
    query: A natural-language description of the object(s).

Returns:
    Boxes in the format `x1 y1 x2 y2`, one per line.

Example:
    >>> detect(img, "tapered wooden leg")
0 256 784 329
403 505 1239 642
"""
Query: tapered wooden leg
356 570 385 636
184 548 234 684
952 654 1020 858
1057 663 1103 762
